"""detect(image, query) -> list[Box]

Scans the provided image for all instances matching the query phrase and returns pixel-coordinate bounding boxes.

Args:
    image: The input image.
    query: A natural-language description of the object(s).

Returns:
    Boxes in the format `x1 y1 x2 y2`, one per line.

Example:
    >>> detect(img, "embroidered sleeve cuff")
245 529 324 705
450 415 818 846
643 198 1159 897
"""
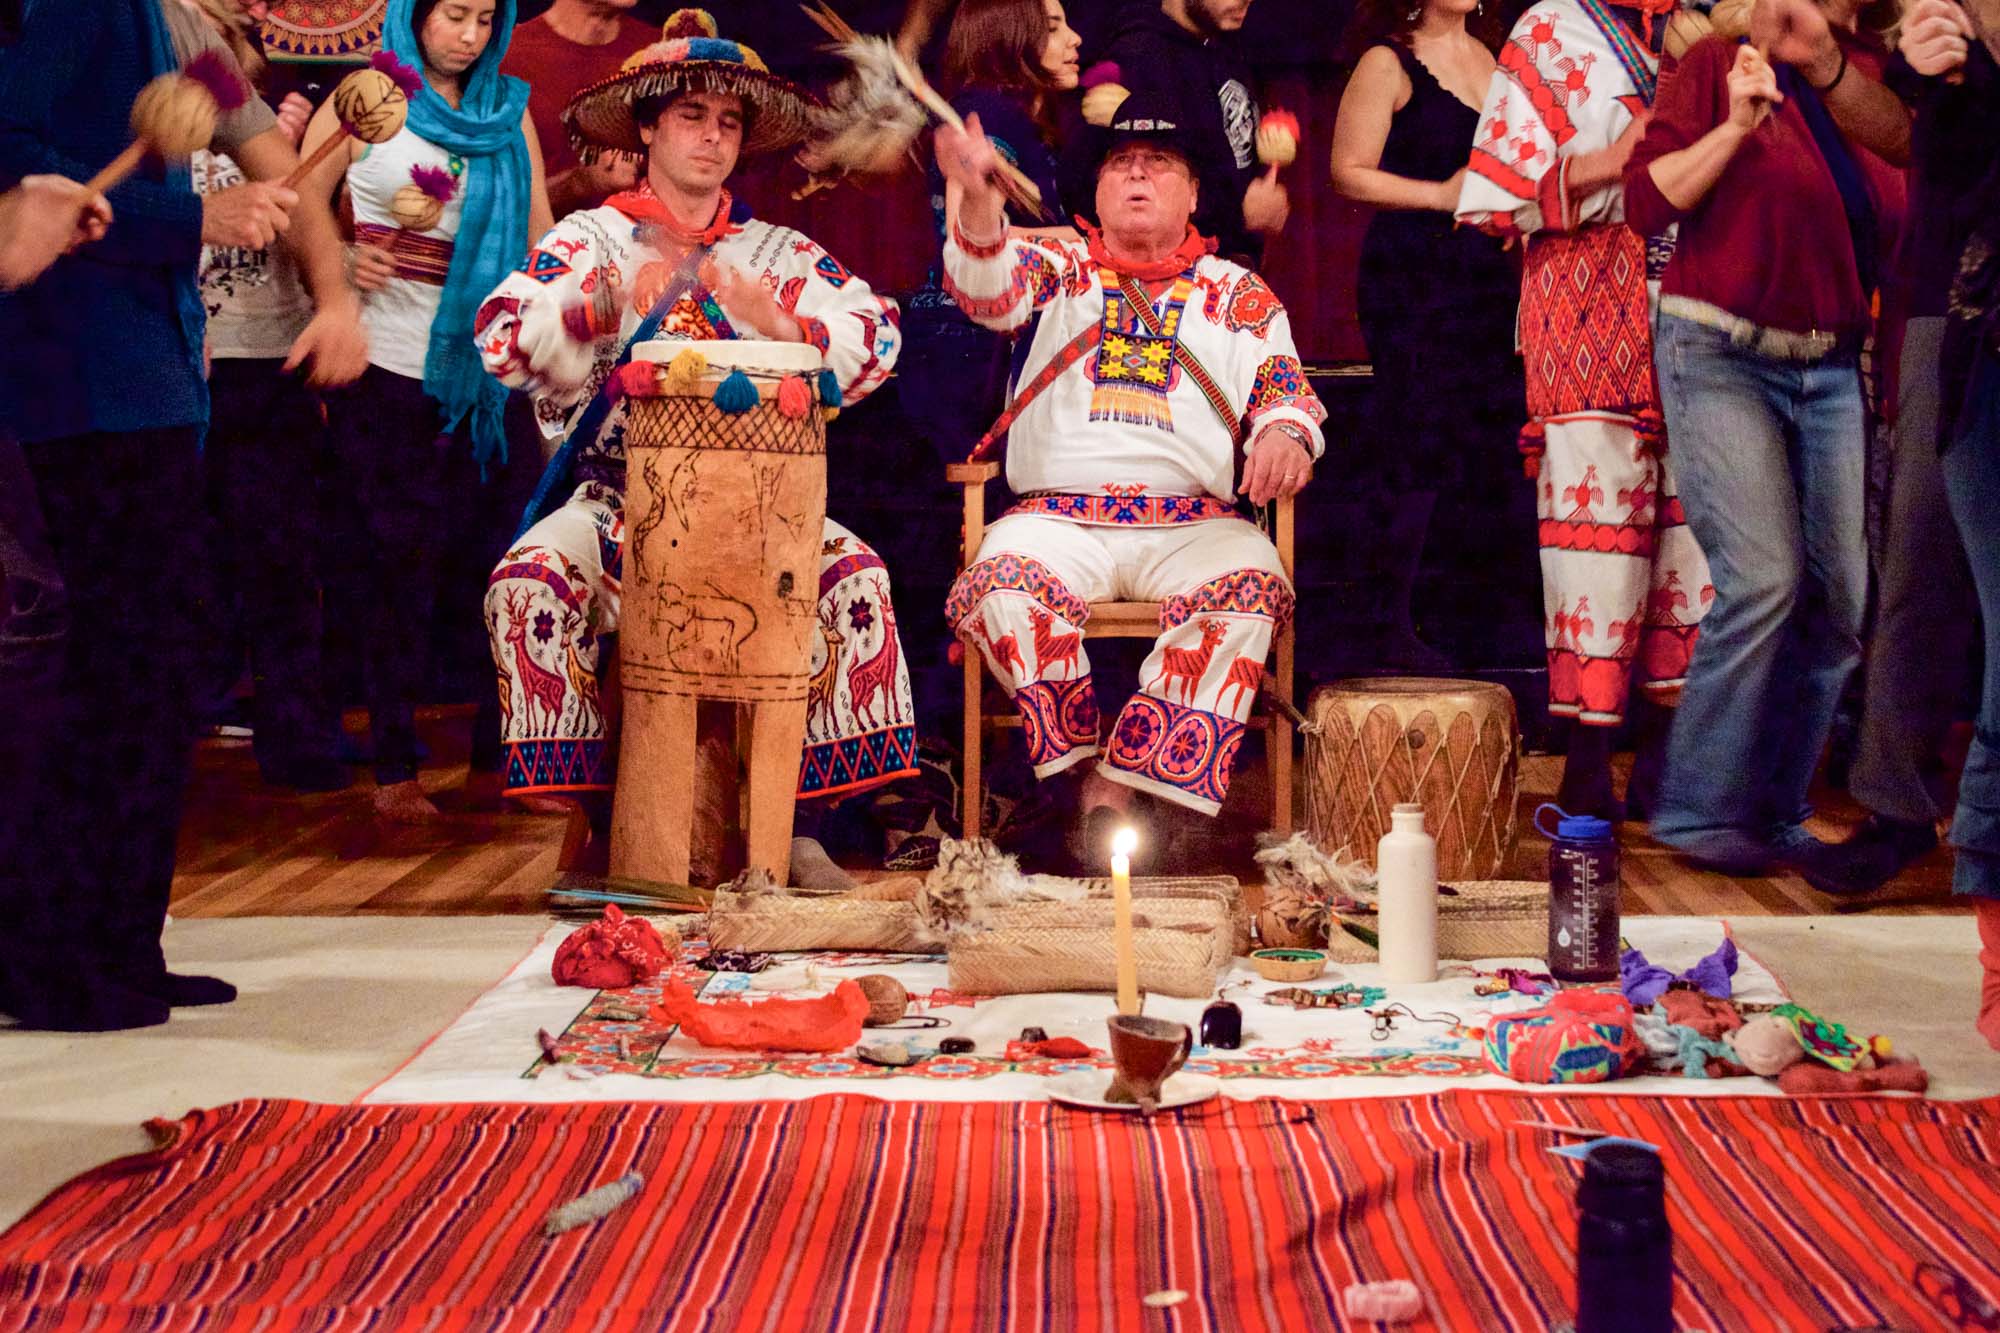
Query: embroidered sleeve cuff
952 220 1010 260
797 315 831 354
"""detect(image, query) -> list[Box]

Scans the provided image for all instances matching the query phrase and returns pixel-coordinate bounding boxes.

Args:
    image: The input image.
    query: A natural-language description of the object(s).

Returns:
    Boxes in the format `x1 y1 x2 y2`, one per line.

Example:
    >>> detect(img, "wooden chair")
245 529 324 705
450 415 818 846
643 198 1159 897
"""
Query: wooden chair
949 460 1296 840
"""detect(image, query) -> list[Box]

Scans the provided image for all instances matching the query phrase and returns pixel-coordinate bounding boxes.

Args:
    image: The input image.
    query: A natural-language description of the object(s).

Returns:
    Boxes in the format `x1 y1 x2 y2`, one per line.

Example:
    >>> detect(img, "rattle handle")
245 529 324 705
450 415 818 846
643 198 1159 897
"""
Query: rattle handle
83 141 148 197
282 126 350 191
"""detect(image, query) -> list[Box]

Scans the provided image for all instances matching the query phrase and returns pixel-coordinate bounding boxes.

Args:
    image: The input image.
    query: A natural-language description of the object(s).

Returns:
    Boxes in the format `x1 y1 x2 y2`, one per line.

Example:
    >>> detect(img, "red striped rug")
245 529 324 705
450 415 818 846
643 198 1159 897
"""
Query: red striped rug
3 1093 1996 1330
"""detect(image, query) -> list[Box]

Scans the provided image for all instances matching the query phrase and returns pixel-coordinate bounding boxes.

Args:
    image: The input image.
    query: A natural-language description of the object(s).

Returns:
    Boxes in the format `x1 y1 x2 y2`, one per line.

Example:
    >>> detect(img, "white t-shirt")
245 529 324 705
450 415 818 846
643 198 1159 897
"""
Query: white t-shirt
195 150 314 359
347 128 466 381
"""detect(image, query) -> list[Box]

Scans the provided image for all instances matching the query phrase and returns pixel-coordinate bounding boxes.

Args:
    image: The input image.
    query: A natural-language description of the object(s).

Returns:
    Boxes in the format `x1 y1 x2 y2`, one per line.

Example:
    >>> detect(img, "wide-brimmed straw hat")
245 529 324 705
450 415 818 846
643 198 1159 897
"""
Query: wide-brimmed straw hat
562 8 819 161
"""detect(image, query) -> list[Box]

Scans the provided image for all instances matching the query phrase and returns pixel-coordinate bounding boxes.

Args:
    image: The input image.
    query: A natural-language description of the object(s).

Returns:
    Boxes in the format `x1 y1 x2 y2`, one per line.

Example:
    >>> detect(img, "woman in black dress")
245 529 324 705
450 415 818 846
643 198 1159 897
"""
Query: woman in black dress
1331 0 1532 672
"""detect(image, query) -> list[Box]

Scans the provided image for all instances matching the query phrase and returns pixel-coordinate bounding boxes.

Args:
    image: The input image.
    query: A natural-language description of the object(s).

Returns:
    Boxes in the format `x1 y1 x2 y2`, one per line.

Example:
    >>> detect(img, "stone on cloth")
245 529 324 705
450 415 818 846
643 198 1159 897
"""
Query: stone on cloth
551 905 675 989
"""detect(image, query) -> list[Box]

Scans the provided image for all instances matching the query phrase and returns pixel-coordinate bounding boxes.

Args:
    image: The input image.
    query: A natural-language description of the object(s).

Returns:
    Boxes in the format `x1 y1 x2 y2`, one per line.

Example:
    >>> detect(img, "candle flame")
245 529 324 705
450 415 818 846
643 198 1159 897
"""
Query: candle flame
1111 827 1138 858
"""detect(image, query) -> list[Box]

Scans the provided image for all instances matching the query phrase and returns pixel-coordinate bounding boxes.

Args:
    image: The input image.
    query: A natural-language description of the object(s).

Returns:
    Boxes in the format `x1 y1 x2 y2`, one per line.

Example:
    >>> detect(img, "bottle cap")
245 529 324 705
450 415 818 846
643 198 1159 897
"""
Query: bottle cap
1578 1144 1665 1219
1536 803 1613 843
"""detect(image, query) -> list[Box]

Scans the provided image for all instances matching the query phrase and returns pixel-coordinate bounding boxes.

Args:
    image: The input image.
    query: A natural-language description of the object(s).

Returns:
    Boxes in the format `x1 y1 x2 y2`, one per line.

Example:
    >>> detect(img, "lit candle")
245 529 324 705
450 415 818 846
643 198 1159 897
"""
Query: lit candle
1111 826 1139 1015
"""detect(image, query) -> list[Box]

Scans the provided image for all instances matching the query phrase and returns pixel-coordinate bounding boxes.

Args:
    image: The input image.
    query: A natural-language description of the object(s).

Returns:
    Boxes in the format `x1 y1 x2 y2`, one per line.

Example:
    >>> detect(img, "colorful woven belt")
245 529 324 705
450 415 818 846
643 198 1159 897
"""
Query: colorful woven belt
1007 491 1239 525
354 223 455 287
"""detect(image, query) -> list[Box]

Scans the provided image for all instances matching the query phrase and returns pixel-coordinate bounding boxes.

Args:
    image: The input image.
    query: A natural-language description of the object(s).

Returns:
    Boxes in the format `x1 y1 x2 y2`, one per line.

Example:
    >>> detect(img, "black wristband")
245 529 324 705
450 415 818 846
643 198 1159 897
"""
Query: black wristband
1809 44 1849 94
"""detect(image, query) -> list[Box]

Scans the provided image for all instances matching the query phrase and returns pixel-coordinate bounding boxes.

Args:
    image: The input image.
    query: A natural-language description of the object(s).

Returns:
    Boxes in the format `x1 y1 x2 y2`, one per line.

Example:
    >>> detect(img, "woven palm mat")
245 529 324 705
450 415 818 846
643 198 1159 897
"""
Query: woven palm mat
363 918 1788 1104
3 1094 1996 1330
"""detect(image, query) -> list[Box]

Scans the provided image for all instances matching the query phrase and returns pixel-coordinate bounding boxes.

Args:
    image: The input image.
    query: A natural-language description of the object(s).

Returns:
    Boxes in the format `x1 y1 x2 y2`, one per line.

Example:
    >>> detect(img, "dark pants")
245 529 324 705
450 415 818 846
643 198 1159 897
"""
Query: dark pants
0 435 69 879
204 357 342 775
0 428 214 985
1849 319 1980 823
324 366 479 785
1941 350 2000 901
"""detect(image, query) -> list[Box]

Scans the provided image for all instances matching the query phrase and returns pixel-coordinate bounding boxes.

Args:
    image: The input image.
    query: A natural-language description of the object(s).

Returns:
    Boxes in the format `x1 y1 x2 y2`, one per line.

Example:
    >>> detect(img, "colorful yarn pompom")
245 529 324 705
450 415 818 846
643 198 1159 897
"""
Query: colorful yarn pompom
369 49 424 98
183 50 249 112
1484 988 1641 1085
816 367 842 406
713 368 759 414
660 348 708 396
605 361 660 402
776 374 813 419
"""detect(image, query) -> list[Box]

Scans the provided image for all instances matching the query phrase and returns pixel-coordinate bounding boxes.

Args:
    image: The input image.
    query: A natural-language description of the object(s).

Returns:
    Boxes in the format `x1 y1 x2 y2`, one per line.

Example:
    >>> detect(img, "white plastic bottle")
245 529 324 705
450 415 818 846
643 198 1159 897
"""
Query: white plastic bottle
1376 802 1439 984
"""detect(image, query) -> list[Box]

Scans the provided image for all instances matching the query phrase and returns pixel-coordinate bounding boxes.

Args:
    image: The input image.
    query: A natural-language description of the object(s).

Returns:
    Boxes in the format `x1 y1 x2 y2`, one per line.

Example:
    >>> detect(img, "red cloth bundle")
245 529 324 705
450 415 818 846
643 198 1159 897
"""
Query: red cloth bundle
551 905 671 990
652 979 868 1052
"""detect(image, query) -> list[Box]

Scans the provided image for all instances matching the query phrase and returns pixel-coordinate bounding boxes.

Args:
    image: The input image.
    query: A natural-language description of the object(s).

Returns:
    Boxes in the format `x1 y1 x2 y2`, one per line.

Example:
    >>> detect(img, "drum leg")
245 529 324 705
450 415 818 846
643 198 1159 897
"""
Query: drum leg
609 691 698 885
743 697 809 885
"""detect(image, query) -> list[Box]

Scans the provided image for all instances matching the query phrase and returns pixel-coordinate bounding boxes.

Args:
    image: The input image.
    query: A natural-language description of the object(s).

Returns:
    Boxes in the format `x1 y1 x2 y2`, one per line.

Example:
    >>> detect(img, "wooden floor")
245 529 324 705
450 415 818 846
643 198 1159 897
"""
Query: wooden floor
170 706 1966 918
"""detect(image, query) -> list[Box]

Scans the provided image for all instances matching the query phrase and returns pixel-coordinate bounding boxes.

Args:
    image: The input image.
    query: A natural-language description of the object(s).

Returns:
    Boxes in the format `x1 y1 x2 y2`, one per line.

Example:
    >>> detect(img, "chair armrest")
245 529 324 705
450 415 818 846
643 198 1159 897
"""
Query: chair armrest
1274 492 1296 580
947 461 1002 486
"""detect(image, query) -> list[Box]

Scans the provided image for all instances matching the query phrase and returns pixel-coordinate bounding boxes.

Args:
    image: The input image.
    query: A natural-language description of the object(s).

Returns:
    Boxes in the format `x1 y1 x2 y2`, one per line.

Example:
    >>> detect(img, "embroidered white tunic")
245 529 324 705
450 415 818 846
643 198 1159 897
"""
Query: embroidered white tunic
940 229 1325 506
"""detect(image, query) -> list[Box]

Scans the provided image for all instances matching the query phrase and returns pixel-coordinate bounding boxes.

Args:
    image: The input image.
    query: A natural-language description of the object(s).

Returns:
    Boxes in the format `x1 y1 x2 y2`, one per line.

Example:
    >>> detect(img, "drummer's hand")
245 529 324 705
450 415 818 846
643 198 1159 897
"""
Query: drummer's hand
705 260 804 343
1243 426 1314 506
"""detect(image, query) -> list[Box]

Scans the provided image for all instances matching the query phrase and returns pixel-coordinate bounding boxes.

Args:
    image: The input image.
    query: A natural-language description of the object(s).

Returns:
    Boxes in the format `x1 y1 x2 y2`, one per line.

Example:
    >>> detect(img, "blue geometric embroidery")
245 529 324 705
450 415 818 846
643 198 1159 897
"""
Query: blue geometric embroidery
522 249 573 284
814 254 852 287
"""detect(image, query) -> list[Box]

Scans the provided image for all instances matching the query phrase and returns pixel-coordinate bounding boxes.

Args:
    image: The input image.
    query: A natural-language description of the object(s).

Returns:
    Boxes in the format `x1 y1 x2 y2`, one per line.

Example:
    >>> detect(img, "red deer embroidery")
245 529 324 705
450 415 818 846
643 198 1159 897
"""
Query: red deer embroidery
1219 654 1265 713
1027 606 1082 680
972 617 1027 685
806 601 845 732
501 588 569 734
845 583 901 728
1149 619 1228 705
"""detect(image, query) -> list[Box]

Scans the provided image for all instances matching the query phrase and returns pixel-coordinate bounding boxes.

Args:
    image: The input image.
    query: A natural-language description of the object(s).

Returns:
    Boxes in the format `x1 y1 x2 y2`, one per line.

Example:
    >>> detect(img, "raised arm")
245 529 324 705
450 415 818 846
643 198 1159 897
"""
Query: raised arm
1330 46 1465 211
1624 41 1774 233
1754 0 1911 165
936 115 1073 334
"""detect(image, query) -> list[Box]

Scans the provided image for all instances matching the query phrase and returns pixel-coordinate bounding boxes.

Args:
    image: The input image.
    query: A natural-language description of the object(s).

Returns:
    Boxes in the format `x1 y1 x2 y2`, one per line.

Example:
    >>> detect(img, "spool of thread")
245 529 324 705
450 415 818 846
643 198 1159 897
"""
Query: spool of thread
1342 1280 1423 1323
542 1170 644 1237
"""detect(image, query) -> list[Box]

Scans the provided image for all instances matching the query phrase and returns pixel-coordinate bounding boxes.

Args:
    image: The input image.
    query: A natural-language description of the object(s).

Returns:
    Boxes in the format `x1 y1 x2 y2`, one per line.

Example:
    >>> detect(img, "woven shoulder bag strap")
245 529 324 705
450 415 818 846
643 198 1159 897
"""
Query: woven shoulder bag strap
1117 270 1243 446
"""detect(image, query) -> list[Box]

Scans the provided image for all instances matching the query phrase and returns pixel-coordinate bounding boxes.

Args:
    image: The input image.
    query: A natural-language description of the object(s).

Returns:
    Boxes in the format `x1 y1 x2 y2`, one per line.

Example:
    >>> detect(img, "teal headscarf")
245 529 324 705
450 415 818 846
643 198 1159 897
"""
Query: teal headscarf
383 0 532 469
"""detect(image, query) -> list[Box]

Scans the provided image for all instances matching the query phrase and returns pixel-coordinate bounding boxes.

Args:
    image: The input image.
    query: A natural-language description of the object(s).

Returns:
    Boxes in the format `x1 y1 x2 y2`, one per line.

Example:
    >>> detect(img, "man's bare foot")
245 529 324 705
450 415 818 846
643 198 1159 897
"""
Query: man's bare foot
373 779 440 823
791 836 858 892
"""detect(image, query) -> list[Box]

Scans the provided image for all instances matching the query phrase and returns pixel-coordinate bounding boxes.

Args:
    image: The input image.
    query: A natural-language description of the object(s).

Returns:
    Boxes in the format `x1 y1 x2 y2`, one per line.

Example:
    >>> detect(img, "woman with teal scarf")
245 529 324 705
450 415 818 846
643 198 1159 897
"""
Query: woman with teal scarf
301 0 551 821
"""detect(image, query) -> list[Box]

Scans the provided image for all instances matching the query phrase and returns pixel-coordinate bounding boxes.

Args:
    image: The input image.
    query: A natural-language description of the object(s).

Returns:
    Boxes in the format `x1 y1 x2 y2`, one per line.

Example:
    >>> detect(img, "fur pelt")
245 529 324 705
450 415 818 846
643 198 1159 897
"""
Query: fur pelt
807 36 926 176
915 837 1086 940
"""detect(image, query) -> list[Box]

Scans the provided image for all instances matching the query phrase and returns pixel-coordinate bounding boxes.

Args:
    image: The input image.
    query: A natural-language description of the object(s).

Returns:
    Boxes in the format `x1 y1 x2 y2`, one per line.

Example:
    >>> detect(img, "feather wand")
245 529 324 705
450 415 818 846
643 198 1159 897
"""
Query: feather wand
800 1 1049 220
543 1171 644 1237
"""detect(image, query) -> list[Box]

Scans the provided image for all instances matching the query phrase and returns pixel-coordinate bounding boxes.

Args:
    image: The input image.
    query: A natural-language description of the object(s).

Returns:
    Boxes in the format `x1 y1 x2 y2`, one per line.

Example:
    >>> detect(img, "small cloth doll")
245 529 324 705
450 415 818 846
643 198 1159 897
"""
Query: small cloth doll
552 904 674 990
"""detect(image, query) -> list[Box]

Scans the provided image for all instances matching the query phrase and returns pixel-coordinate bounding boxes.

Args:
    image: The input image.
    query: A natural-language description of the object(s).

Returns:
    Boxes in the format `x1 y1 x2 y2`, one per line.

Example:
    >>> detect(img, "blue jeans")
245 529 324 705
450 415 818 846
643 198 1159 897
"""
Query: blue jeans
1941 349 2000 902
1649 313 1868 864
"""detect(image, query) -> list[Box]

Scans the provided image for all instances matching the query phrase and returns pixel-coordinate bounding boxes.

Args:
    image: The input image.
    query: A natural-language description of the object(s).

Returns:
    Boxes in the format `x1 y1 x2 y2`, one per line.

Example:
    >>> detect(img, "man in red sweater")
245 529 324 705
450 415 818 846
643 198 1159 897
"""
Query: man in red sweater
504 0 651 216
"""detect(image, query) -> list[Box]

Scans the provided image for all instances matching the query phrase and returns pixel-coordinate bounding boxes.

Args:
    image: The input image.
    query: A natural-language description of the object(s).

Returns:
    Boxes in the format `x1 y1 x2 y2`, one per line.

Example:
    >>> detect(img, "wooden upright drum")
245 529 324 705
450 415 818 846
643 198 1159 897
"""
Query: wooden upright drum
612 339 828 887
1304 677 1519 879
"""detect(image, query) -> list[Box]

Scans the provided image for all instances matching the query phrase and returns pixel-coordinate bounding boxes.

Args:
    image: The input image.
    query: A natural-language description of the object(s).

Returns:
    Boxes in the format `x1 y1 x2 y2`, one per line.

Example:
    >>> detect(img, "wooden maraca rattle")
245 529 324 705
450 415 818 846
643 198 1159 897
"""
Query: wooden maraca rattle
1080 62 1130 128
86 51 248 196
283 51 421 189
1256 108 1301 173
389 163 458 232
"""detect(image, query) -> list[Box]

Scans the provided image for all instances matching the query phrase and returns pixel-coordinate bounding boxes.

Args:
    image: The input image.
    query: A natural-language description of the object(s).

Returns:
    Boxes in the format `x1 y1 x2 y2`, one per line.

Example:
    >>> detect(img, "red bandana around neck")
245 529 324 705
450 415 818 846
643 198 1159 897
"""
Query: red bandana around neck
607 183 741 246
1079 219 1216 282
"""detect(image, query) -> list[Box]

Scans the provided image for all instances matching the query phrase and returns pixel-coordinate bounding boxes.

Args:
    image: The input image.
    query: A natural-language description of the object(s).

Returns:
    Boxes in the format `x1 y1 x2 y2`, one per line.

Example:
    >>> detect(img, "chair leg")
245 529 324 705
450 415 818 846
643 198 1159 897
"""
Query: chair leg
1272 621 1295 833
962 642 984 840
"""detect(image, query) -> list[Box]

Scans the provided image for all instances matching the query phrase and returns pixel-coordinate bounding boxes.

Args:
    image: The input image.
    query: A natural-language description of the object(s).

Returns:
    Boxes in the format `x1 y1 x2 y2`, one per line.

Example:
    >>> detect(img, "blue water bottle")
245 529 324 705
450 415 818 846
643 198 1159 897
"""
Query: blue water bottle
1537 804 1620 983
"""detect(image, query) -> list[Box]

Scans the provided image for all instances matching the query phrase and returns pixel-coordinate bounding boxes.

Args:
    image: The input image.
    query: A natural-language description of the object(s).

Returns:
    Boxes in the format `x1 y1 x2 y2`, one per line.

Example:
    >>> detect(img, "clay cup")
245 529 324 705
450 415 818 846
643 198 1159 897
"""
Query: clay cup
1103 1014 1193 1113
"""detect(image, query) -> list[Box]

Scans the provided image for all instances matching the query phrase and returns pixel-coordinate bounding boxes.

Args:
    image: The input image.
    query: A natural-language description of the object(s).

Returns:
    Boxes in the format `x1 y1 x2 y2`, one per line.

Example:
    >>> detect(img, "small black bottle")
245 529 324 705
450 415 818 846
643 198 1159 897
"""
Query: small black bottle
1576 1144 1673 1333
1198 999 1241 1049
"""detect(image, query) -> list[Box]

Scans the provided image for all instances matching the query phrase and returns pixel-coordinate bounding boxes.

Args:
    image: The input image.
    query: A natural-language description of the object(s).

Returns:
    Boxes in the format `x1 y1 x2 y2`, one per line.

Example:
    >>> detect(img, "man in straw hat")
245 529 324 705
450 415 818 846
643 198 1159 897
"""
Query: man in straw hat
474 9 915 888
936 93 1324 858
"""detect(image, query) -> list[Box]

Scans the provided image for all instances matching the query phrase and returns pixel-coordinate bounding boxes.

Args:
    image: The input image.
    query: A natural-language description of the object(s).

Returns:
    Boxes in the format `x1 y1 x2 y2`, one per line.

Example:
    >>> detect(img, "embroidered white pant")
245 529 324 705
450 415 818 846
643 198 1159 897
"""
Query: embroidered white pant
1536 414 1711 724
488 481 918 800
947 513 1292 815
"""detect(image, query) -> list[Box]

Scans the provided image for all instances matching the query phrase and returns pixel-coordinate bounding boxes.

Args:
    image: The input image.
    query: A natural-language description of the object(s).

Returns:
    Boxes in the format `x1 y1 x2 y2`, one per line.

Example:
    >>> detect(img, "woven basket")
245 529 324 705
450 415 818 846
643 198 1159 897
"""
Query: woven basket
947 895 1233 999
1065 875 1248 955
706 890 925 953
1333 879 1549 963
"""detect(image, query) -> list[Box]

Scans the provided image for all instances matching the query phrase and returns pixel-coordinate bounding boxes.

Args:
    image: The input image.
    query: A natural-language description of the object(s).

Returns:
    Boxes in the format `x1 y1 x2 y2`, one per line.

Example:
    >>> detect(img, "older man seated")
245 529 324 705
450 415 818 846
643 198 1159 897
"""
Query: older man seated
936 93 1326 856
